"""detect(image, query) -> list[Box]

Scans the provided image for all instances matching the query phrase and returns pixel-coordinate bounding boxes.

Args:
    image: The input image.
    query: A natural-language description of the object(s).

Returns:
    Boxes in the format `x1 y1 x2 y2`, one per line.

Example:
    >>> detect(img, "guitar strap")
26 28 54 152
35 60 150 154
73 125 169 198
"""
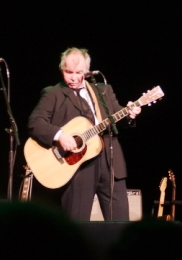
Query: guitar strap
85 80 103 123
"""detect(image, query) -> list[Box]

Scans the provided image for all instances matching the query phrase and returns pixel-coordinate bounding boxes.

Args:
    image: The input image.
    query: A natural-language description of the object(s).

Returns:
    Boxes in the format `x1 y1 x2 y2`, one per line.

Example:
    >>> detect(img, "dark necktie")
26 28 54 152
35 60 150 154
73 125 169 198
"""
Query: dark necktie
75 88 95 124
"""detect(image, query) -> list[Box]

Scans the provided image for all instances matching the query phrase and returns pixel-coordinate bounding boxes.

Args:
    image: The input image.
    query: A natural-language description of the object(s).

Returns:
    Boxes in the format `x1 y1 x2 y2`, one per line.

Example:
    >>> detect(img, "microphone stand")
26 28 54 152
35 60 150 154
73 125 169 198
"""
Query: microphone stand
91 74 118 220
0 61 20 202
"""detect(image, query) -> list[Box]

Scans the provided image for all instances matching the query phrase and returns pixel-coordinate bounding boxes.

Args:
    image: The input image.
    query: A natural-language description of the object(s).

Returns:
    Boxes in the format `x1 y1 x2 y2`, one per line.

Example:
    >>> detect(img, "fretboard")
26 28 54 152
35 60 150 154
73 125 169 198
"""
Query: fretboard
82 100 140 141
158 191 165 217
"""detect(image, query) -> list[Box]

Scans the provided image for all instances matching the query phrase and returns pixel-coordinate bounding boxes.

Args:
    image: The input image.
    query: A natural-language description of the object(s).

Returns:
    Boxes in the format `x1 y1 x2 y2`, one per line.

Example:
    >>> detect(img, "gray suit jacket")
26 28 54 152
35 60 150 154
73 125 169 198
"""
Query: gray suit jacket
28 82 128 179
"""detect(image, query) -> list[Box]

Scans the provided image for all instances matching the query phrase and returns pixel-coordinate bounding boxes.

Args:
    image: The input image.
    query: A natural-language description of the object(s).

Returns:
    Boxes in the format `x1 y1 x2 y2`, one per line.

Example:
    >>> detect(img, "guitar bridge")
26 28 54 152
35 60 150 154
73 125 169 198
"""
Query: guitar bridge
52 147 64 164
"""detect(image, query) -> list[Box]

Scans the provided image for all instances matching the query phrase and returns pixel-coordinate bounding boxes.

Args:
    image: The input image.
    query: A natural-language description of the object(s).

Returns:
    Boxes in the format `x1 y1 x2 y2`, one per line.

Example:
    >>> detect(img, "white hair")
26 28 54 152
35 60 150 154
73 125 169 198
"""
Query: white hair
59 47 91 71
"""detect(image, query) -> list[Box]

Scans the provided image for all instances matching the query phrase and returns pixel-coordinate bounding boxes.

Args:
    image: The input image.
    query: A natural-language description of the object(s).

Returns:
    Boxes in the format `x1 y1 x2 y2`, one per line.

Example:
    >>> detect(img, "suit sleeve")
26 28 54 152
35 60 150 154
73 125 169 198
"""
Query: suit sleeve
100 84 122 112
28 87 62 147
105 84 136 128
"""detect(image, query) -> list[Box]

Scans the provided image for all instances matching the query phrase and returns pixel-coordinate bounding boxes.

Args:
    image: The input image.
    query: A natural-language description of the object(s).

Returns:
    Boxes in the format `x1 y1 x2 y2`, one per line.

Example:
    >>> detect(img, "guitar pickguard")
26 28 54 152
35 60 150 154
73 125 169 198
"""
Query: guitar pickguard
65 146 87 165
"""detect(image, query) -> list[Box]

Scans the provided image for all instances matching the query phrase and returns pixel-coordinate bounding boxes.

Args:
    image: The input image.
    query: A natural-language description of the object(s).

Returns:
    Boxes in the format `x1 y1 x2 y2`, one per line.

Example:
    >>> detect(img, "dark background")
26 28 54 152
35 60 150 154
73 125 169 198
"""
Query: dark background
0 2 181 220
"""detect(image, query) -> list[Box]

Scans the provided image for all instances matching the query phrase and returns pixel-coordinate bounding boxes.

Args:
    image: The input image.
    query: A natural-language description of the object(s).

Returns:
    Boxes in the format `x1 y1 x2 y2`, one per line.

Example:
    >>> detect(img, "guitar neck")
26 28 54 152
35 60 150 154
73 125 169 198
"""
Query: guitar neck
168 169 176 221
83 101 140 141
171 187 176 220
82 85 164 142
21 168 33 202
157 191 166 217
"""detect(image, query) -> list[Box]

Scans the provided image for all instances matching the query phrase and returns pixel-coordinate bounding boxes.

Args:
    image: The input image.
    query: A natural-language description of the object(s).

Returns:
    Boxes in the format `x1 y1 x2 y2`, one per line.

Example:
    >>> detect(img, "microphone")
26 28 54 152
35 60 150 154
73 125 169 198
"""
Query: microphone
0 58 4 62
84 70 100 78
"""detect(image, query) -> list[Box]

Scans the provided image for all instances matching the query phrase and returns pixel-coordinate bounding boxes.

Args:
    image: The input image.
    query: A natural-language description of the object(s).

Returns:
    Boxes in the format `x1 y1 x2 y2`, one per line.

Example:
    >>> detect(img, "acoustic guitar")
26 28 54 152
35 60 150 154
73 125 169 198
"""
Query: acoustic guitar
24 86 164 188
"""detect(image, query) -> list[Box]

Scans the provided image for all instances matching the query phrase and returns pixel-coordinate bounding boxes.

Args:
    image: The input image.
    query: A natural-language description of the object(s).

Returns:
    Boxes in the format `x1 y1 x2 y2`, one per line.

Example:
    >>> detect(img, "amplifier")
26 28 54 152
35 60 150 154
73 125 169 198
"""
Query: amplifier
90 189 142 221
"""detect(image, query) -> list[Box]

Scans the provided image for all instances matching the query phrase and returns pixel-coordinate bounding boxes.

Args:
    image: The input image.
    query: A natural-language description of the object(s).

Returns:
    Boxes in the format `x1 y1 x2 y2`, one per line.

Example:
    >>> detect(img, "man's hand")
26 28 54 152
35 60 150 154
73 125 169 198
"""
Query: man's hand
127 101 141 119
58 132 77 151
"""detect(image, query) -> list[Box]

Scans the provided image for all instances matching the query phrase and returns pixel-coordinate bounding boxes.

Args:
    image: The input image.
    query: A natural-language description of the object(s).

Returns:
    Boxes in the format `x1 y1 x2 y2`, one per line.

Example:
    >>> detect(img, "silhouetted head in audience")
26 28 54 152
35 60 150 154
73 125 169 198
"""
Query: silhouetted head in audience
109 218 182 260
0 201 99 259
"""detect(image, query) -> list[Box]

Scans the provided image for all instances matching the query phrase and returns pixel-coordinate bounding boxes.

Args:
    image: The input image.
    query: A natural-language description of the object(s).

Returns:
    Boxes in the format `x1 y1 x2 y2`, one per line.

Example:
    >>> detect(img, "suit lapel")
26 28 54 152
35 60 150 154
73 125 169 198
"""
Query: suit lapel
60 82 108 119
59 82 80 111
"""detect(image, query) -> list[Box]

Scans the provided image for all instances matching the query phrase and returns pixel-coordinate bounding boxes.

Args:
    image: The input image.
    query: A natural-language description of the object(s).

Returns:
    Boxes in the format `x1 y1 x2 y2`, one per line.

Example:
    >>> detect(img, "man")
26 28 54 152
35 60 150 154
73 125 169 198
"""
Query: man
28 47 141 221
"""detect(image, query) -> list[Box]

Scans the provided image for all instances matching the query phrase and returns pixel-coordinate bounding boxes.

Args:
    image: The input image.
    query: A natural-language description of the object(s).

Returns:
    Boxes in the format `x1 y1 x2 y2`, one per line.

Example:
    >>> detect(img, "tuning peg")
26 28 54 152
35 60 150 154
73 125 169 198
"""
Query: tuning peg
148 103 151 106
153 100 157 103
142 93 146 95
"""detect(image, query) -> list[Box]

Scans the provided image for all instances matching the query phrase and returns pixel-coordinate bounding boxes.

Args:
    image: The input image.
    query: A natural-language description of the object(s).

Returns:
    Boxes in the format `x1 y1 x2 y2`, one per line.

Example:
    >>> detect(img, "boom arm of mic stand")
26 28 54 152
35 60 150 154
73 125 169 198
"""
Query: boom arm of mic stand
98 71 107 85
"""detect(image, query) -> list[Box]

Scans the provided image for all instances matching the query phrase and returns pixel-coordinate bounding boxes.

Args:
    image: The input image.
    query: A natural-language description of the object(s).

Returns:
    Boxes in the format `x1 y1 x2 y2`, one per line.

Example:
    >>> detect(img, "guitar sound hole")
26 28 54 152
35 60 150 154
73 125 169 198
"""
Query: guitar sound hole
74 135 83 149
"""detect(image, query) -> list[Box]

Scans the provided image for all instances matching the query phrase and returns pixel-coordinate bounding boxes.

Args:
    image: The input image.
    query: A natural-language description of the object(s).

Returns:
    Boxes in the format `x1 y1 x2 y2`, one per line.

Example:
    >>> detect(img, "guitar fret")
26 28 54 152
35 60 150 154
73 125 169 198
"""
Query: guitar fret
99 123 106 131
112 115 117 122
84 128 96 141
115 113 120 121
103 121 108 128
93 127 98 134
90 130 93 137
87 131 91 138
100 122 105 129
118 112 123 119
105 119 110 126
90 128 95 135
97 124 102 132
84 131 88 141
83 120 109 142
89 131 92 137
83 132 88 140
122 108 128 116
94 126 99 134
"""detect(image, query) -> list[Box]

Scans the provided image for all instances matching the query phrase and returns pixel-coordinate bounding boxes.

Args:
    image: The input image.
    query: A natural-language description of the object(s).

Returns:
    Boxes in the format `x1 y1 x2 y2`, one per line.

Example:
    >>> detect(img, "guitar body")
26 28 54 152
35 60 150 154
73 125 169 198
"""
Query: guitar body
24 117 103 189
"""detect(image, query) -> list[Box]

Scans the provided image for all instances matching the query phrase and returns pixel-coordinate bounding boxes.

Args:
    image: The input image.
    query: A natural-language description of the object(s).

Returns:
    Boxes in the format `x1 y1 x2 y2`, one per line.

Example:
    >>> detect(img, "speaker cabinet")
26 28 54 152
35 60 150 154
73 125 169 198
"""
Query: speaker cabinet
90 189 142 221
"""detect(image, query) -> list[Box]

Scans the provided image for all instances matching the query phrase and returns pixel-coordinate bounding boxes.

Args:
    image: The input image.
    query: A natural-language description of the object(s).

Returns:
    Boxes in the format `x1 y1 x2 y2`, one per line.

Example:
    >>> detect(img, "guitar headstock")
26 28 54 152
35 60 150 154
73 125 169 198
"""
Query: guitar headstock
138 86 164 106
159 177 167 192
168 169 176 188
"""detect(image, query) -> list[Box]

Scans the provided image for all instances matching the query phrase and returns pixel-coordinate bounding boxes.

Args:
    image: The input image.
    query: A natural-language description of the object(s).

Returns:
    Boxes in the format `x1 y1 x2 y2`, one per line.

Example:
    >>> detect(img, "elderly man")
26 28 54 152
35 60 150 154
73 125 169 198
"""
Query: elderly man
28 47 141 220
